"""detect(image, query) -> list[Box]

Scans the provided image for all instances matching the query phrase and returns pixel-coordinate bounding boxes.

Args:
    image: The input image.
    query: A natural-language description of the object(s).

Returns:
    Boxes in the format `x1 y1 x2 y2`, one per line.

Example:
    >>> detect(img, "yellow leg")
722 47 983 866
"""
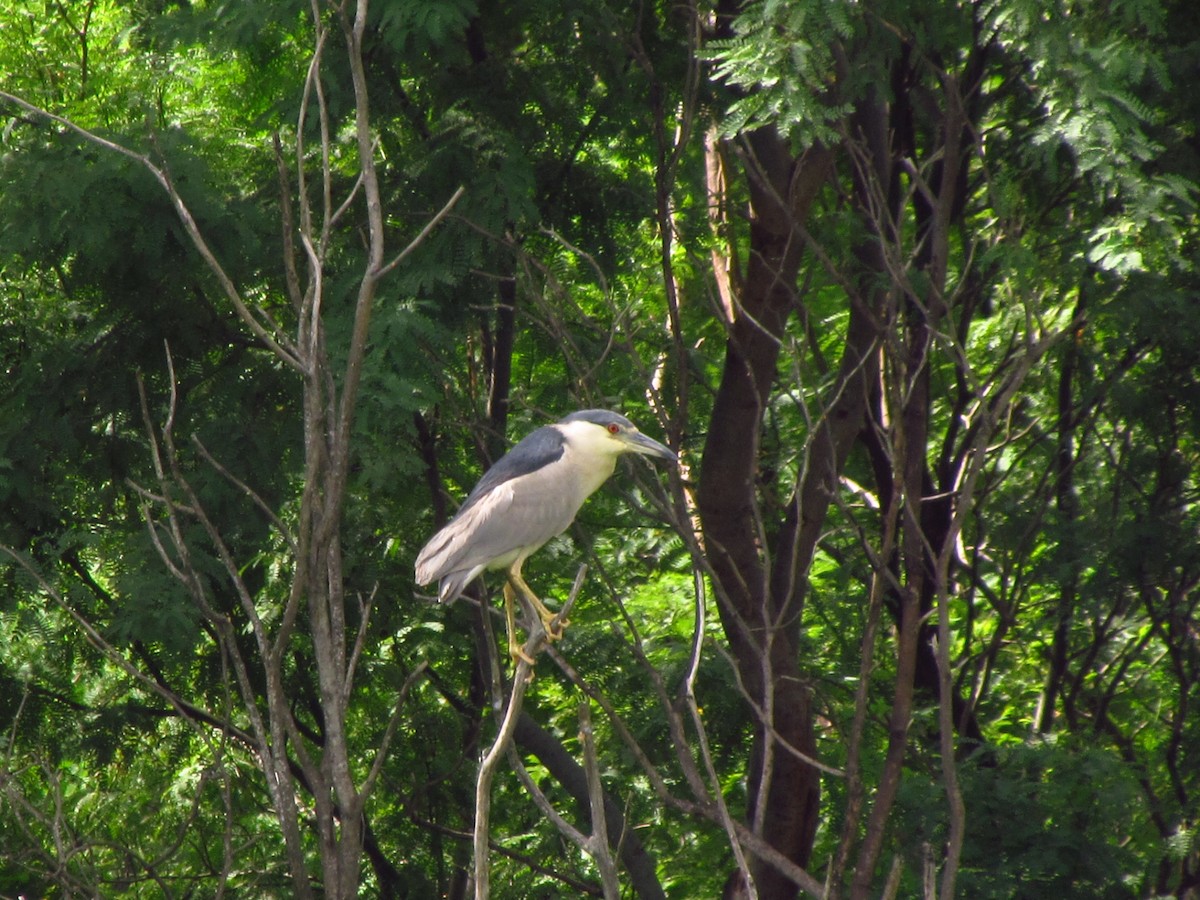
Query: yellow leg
503 581 536 665
509 568 567 639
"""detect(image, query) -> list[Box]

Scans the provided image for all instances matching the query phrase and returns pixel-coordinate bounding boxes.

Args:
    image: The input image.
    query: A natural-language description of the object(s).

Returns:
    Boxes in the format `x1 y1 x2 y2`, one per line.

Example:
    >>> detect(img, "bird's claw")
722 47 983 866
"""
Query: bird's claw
509 642 538 667
541 613 568 640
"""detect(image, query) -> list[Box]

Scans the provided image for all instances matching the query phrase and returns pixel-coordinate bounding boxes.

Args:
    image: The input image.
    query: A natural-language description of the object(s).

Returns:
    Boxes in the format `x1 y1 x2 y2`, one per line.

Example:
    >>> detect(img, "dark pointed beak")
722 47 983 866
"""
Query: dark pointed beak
621 431 677 463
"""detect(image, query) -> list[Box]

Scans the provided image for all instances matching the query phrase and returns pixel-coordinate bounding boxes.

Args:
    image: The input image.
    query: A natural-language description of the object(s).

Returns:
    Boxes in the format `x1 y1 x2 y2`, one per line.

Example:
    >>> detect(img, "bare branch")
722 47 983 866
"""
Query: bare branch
475 567 587 898
359 662 429 802
377 185 467 278
579 700 621 899
0 91 305 373
191 434 299 555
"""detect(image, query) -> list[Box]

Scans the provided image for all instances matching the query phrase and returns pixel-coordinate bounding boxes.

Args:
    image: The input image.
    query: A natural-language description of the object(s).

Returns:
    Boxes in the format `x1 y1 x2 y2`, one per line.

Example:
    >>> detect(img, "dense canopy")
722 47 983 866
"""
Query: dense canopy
1 0 1198 897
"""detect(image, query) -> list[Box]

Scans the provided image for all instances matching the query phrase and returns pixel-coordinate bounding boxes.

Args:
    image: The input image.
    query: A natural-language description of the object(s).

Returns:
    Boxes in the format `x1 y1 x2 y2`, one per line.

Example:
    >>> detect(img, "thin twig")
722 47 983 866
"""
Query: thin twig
377 185 467 277
474 566 587 899
683 570 758 900
0 90 305 373
191 434 298 555
579 700 621 899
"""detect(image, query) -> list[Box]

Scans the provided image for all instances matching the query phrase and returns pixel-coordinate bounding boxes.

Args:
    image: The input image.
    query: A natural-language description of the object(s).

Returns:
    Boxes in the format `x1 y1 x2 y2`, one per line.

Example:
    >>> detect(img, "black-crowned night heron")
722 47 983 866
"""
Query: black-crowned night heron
415 410 676 662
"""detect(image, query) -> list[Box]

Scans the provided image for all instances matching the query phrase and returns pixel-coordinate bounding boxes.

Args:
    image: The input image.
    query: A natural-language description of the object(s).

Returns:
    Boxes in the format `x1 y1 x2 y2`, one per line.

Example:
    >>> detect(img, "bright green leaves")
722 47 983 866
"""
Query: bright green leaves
1 0 1199 894
986 0 1196 277
706 0 855 143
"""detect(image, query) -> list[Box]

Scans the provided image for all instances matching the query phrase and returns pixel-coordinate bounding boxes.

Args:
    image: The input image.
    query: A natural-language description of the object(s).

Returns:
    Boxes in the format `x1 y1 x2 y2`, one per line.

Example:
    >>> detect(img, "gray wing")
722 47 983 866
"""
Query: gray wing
460 424 565 509
415 462 585 601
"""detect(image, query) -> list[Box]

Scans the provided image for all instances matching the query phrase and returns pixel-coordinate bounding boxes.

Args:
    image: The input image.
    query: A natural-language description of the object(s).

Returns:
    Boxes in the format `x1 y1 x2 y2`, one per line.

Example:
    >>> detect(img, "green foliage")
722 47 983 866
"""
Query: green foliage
891 739 1149 898
375 0 477 56
2 0 1200 895
706 0 856 143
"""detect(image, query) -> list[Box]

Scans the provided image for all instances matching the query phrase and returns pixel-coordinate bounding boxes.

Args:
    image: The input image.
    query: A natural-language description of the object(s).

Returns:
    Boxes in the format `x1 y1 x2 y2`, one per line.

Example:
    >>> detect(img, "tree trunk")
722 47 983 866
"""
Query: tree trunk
698 125 840 899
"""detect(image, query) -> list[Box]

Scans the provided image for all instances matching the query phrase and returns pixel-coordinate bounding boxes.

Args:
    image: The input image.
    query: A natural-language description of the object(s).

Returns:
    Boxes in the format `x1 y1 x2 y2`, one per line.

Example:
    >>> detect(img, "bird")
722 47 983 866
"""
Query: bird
415 409 676 663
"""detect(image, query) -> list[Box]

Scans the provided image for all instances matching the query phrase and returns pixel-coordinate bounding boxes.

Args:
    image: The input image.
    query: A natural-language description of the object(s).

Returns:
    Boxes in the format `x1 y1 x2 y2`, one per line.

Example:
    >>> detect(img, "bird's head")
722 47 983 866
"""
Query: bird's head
557 410 677 463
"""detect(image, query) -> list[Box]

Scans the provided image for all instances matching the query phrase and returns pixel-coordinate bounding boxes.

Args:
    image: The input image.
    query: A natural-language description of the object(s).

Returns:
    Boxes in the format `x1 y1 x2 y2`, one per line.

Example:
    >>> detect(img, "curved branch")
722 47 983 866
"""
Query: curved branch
0 90 305 373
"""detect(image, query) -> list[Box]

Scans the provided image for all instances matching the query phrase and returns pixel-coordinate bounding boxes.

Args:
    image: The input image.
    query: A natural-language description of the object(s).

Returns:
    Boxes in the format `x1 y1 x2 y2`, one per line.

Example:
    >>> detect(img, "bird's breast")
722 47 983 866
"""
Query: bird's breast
562 447 619 503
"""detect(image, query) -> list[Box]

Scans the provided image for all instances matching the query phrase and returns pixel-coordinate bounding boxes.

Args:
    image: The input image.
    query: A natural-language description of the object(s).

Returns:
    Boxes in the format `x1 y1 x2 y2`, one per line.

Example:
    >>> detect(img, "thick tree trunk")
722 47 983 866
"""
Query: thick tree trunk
698 126 849 899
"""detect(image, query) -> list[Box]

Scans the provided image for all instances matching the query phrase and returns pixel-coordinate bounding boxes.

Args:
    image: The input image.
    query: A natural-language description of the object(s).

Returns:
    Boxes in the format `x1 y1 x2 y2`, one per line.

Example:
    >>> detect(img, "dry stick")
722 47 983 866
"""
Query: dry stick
327 182 465 537
145 353 317 896
0 549 219 745
132 372 270 747
474 567 587 900
579 700 621 900
550 639 828 899
933 330 1057 900
1 541 264 900
415 813 604 896
0 90 304 374
881 854 905 900
506 748 590 845
845 356 922 897
361 662 430 799
546 647 680 805
682 567 759 899
599 540 795 866
825 460 904 899
710 643 845 778
191 434 299 556
584 556 828 897
576 546 715 787
502 706 619 899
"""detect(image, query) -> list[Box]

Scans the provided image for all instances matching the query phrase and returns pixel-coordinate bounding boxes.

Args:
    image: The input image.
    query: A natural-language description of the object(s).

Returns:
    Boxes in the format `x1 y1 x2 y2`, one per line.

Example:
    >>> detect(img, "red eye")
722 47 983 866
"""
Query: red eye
607 423 620 435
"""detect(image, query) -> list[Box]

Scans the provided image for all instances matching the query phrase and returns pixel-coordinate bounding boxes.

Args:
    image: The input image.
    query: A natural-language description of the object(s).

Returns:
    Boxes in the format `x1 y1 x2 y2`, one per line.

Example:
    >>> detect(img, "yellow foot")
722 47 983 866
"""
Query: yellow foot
540 611 568 641
508 637 537 667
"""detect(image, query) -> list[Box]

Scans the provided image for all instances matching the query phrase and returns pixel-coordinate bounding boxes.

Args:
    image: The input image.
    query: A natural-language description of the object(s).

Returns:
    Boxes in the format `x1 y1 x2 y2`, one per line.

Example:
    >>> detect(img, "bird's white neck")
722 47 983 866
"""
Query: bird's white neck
558 419 622 498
